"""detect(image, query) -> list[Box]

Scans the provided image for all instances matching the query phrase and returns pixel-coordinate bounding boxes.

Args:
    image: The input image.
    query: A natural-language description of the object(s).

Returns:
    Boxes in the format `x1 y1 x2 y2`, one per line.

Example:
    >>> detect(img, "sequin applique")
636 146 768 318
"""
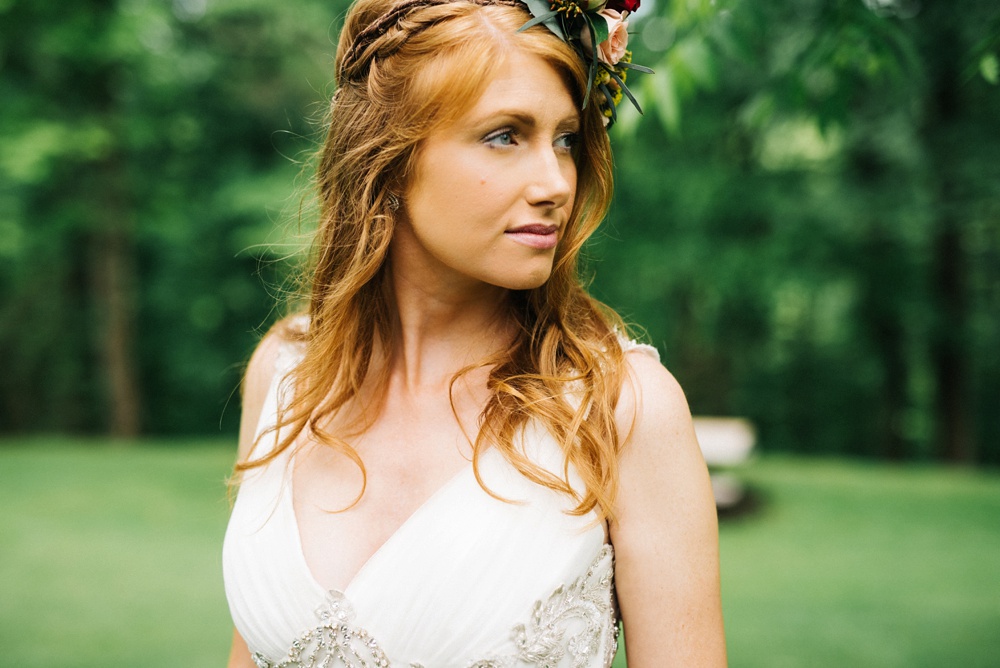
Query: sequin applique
253 546 616 668
469 545 617 668
250 590 424 668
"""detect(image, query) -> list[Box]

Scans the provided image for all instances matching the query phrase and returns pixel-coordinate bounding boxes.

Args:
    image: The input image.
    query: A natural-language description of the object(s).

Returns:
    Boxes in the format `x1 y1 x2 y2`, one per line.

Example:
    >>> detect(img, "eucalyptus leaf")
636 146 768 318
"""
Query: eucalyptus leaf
517 9 558 34
599 83 617 126
618 61 654 74
606 66 642 114
521 0 566 39
583 17 600 108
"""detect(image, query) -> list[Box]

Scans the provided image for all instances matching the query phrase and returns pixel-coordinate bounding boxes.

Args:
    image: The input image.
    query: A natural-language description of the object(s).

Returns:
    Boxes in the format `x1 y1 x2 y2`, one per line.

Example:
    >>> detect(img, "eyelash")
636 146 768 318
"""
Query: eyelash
483 128 580 152
484 127 517 147
555 133 579 152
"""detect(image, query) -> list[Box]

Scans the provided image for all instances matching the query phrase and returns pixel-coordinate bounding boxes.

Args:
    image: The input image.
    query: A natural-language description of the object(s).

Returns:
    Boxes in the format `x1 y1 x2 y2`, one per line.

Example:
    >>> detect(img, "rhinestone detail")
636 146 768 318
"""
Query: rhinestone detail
471 545 617 668
253 546 616 668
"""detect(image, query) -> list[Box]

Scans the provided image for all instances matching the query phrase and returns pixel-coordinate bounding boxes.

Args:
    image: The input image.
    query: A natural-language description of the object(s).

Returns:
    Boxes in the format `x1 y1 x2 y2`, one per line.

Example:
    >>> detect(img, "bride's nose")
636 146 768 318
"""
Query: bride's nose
525 145 574 209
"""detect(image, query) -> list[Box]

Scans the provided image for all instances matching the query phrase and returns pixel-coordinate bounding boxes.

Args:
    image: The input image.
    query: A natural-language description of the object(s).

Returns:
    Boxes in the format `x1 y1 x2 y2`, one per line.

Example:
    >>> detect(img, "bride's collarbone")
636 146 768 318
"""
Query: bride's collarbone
291 418 474 592
292 416 473 515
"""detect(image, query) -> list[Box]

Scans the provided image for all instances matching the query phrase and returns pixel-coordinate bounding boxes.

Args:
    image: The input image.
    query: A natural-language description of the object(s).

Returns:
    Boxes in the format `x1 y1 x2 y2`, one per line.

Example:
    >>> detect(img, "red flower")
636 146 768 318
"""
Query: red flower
605 0 640 12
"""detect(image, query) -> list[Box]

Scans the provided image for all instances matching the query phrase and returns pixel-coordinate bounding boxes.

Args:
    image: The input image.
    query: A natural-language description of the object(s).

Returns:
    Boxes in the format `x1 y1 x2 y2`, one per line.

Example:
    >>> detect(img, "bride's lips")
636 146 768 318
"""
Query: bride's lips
504 224 559 250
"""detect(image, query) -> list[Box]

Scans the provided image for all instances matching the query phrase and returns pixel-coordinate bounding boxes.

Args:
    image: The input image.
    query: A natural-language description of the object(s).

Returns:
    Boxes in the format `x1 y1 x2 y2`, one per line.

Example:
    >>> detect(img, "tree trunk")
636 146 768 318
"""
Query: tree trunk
930 214 971 462
91 197 142 438
920 9 974 463
89 62 142 439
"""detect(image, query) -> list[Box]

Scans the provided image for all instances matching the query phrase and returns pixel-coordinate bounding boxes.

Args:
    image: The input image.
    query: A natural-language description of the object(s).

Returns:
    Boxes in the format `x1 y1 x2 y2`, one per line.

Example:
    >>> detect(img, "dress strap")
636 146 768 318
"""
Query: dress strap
617 334 660 362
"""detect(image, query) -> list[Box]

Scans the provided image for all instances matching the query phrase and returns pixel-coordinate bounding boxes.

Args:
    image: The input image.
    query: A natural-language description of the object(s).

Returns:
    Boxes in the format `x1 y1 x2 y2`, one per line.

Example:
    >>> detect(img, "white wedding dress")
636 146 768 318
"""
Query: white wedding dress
223 337 657 667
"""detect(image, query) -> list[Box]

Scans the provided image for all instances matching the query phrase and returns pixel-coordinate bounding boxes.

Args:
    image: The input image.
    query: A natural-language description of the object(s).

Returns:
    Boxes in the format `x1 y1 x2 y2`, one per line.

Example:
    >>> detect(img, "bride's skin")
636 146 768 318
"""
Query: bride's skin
228 50 726 668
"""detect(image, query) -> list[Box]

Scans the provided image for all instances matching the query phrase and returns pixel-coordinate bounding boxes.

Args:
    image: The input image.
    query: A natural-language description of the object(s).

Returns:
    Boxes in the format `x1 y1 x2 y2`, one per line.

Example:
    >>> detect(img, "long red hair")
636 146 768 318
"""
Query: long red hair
238 0 631 521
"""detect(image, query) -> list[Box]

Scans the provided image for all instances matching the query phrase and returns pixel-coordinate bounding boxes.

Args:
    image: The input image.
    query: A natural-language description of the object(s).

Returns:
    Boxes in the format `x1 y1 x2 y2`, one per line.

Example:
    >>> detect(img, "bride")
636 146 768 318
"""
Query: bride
223 0 726 665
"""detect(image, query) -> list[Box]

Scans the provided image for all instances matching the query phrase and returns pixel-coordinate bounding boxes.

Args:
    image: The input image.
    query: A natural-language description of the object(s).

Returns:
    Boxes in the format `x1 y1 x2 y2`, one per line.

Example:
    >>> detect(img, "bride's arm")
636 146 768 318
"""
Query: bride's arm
226 628 255 668
610 351 727 666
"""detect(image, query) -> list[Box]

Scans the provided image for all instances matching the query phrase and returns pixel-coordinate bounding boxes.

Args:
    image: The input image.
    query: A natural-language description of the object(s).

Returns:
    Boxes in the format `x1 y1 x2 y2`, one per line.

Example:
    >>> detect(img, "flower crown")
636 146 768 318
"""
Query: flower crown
341 0 651 128
519 0 651 126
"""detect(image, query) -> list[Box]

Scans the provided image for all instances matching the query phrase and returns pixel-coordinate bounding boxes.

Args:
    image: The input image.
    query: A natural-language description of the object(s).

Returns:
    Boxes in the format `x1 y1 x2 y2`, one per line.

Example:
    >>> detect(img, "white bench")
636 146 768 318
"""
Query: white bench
692 417 755 509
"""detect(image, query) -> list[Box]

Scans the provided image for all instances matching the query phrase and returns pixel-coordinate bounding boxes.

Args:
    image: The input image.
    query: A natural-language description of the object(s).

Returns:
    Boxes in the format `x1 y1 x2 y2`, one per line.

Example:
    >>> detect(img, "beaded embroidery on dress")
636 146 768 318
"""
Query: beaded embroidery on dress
250 546 617 668
473 546 618 668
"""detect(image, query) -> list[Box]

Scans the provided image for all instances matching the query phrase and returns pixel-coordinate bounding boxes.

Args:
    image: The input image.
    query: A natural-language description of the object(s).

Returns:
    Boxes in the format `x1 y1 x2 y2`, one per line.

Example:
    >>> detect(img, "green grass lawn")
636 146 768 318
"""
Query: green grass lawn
716 458 1000 668
1 438 998 667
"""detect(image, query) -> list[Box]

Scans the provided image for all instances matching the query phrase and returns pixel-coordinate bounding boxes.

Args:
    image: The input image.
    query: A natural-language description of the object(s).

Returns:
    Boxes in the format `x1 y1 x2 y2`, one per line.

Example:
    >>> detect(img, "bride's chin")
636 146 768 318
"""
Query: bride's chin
488 261 554 291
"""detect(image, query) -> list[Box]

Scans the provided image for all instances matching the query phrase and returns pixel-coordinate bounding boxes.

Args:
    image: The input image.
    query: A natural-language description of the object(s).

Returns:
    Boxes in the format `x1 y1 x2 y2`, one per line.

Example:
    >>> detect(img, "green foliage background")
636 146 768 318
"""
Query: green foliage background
1 0 998 463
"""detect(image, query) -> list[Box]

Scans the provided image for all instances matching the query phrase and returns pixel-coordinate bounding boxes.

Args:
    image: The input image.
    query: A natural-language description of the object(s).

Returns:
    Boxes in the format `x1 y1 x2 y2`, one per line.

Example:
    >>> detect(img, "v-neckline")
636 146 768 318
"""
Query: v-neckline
286 452 479 598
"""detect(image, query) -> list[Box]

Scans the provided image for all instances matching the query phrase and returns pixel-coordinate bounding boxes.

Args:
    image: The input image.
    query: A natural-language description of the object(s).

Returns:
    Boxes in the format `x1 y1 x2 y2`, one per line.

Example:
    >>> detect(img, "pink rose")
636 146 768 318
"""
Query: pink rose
580 9 630 66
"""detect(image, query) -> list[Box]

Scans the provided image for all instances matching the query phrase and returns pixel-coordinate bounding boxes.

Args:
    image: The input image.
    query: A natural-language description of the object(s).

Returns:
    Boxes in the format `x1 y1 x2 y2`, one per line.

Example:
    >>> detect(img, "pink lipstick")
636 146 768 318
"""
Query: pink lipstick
505 224 559 250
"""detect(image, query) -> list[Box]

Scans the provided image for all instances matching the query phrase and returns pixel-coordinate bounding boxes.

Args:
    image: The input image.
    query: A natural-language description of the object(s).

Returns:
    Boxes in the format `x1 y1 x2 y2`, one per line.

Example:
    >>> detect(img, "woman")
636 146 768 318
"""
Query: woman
223 0 726 665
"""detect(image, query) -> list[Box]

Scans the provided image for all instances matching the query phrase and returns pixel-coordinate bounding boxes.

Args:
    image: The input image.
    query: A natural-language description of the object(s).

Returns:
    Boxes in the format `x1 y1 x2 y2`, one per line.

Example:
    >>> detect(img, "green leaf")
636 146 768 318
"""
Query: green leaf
606 66 642 114
522 0 566 39
619 61 654 74
590 12 609 46
598 83 617 126
517 9 559 34
583 17 600 108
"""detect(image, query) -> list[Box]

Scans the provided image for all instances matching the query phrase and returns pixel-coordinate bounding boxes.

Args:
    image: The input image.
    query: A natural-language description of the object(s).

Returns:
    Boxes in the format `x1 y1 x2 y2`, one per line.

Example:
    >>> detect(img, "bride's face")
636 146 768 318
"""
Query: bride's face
394 49 579 292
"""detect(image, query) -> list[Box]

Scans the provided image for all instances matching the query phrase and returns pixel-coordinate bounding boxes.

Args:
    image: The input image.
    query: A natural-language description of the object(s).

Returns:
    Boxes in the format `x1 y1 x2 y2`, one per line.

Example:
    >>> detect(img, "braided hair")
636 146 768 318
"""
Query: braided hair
339 0 523 82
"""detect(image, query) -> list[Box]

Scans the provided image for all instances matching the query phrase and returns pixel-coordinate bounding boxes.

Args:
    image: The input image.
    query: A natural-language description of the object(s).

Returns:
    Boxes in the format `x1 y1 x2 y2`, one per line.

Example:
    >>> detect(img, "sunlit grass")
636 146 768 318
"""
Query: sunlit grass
0 438 235 668
718 457 1000 668
1 439 997 667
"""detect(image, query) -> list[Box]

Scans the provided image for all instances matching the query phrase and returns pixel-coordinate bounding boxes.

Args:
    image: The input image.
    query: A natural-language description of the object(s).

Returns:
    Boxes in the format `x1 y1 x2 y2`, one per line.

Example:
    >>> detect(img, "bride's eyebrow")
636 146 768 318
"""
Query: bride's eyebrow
471 109 580 132
474 110 537 128
556 115 581 132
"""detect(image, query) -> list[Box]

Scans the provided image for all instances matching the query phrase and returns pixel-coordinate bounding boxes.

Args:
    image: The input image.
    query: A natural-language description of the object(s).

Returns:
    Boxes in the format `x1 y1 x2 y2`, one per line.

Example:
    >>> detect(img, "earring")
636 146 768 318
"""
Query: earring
387 193 401 212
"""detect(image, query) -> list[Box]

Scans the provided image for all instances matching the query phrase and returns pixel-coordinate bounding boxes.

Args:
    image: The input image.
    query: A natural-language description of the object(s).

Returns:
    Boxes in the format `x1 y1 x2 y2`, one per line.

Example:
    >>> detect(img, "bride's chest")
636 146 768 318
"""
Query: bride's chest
292 432 474 593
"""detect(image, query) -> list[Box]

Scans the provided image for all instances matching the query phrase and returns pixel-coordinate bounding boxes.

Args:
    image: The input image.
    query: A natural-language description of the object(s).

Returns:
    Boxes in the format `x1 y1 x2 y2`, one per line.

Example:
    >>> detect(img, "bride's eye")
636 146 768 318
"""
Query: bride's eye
554 132 579 153
484 128 517 148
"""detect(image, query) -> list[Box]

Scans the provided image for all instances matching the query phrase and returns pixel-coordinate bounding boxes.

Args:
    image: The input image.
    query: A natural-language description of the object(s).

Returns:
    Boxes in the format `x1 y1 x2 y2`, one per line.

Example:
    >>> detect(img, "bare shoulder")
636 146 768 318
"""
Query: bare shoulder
612 349 709 527
237 326 291 461
615 348 696 451
610 349 728 666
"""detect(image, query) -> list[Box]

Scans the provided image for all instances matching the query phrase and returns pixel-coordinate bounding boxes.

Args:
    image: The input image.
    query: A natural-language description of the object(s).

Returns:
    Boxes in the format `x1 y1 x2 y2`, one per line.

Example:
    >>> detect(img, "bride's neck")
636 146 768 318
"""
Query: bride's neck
384 272 514 394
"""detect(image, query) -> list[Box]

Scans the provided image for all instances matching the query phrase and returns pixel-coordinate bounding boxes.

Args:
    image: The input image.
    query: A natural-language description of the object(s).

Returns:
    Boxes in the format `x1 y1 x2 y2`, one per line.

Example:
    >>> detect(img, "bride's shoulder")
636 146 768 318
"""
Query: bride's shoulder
237 314 308 460
613 337 697 462
609 333 682 416
246 314 309 379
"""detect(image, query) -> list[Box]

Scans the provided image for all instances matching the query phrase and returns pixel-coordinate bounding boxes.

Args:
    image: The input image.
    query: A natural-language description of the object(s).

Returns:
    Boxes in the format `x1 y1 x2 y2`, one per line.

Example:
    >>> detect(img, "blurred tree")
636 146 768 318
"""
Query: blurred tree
914 4 1000 463
0 0 349 436
595 0 1000 463
0 0 996 465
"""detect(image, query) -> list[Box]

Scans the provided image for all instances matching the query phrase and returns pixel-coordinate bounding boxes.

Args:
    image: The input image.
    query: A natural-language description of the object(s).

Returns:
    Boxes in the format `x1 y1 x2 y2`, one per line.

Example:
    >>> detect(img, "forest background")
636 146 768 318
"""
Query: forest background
1 0 998 466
